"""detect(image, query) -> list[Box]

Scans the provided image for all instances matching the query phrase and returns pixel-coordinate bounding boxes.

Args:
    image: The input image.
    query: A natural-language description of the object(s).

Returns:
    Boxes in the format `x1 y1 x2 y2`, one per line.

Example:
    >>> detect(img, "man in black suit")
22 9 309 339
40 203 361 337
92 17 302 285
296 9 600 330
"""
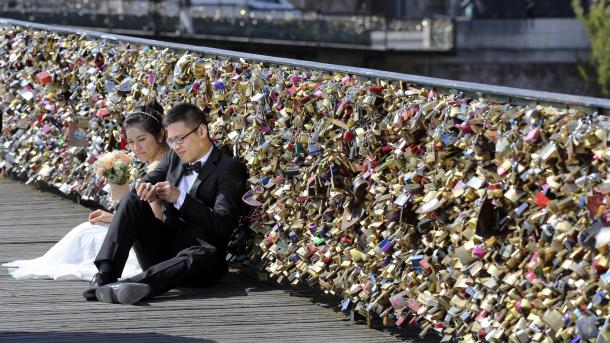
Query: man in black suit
83 102 248 304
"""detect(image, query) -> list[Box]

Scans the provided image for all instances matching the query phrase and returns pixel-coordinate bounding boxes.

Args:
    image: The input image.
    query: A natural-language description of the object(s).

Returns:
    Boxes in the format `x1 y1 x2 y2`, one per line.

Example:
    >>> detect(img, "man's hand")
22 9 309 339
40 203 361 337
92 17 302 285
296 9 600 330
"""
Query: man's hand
89 209 113 224
135 181 158 203
153 181 180 204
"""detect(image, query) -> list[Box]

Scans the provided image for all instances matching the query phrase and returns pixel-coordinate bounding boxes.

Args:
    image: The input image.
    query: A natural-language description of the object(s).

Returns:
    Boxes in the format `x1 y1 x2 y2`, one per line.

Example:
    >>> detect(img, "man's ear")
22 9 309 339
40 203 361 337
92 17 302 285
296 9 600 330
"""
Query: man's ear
200 124 208 139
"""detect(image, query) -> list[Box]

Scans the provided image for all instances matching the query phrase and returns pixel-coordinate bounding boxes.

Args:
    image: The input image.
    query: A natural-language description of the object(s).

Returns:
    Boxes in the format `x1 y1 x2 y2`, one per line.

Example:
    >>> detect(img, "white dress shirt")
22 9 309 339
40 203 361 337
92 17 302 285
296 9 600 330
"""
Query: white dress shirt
174 148 213 209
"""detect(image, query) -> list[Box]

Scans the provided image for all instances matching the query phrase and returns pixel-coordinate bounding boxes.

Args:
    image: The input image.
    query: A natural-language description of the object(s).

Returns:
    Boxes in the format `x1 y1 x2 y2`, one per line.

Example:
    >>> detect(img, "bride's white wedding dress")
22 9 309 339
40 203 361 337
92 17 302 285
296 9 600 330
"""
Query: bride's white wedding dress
2 221 142 281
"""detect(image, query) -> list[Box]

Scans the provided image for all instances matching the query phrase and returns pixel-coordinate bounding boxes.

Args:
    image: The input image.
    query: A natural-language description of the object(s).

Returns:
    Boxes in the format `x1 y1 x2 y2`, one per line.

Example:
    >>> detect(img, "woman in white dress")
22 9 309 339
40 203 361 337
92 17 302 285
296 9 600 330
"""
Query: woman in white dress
3 100 169 281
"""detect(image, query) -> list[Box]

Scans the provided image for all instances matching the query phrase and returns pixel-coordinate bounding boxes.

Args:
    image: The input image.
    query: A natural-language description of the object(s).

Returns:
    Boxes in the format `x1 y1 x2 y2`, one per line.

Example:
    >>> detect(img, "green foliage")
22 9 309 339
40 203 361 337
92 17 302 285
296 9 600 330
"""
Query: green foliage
573 0 610 97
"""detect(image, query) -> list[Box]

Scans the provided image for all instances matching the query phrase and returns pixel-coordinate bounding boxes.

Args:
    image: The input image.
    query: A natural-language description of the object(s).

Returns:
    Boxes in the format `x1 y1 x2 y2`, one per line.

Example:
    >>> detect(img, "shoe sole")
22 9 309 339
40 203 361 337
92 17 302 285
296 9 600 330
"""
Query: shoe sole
116 283 151 305
95 285 118 304
96 283 151 305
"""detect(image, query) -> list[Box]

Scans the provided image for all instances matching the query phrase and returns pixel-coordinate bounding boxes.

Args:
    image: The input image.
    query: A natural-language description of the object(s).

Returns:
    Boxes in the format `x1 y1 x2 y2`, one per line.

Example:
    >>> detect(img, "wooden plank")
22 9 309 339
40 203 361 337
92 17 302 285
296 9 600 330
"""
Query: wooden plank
0 179 431 342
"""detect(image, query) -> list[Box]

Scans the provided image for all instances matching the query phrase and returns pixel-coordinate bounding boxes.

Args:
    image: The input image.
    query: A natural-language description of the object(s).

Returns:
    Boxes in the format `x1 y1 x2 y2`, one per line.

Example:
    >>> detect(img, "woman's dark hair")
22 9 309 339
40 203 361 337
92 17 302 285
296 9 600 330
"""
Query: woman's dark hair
124 99 167 144
163 102 208 129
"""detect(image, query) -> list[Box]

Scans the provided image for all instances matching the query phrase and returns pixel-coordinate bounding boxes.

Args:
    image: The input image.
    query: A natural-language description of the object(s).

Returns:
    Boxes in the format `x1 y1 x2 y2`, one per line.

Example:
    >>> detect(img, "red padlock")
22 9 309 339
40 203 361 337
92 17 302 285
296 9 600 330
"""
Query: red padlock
340 236 353 244
593 257 609 273
36 71 51 85
369 85 382 94
487 182 502 190
343 130 355 143
535 192 549 208
95 108 110 118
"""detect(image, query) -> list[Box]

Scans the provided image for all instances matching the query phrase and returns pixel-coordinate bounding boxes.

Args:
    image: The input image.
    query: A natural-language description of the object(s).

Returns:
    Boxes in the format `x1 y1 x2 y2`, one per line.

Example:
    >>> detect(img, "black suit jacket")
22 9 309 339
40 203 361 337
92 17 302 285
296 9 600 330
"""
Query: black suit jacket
140 146 248 255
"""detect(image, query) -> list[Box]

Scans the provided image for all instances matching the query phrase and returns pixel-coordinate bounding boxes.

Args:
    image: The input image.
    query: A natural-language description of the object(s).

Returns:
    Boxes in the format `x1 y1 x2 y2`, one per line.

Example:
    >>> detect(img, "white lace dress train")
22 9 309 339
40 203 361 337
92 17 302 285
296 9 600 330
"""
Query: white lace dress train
2 221 142 281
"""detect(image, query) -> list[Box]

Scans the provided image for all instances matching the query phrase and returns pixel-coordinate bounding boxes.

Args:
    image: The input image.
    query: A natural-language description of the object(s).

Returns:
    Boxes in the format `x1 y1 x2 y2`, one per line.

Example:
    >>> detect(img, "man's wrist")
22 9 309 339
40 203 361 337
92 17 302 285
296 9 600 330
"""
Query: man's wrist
171 188 180 203
174 189 187 209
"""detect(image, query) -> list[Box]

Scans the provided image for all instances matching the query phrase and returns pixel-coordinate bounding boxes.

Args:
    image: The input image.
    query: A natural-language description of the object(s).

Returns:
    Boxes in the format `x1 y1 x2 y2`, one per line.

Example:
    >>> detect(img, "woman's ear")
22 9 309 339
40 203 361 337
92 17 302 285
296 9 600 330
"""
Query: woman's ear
158 129 166 144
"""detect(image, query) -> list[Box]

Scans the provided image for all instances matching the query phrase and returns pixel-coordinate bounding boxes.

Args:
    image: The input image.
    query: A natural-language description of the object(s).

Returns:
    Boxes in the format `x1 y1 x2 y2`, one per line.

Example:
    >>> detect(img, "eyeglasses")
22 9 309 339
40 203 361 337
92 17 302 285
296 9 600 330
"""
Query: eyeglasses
166 125 200 147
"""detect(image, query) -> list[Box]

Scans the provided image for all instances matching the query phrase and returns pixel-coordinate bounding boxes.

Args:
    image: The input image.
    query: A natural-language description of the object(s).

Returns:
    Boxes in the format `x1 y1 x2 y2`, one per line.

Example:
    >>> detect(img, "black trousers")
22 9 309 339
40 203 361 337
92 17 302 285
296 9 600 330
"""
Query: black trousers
95 192 227 297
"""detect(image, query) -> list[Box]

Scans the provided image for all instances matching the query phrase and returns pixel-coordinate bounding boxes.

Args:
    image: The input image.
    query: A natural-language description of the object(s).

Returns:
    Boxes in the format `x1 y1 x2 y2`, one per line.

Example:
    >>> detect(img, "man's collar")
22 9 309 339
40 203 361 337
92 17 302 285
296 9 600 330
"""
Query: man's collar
195 145 213 165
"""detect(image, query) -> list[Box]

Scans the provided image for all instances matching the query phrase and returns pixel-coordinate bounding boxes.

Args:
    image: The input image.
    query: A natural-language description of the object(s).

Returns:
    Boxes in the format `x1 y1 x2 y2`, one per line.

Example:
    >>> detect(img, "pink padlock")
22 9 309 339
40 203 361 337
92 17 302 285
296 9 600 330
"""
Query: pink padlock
526 270 538 283
290 75 301 86
524 127 541 144
146 73 156 85
389 293 406 309
472 245 485 258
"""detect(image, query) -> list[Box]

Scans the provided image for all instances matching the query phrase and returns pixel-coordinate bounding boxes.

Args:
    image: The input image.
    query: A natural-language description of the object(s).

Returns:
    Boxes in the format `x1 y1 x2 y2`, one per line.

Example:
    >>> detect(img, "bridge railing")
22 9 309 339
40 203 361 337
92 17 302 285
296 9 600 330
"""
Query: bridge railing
2 18 610 340
0 0 454 51
0 17 606 113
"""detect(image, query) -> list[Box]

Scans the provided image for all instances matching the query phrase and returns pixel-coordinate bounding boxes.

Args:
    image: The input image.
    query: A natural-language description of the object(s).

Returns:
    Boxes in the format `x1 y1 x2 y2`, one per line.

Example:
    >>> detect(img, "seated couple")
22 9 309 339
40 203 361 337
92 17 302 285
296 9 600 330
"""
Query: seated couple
3 100 248 305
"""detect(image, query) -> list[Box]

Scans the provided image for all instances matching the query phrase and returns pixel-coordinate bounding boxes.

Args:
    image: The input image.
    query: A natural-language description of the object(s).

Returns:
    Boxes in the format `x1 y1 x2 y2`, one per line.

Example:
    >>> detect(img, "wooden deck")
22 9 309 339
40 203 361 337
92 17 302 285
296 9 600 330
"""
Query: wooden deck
0 179 430 343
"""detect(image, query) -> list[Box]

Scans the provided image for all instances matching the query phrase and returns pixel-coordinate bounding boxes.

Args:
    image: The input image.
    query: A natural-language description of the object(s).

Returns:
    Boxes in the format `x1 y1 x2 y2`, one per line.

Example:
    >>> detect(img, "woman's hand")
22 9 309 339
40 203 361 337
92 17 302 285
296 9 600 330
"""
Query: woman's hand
135 181 158 203
89 209 113 224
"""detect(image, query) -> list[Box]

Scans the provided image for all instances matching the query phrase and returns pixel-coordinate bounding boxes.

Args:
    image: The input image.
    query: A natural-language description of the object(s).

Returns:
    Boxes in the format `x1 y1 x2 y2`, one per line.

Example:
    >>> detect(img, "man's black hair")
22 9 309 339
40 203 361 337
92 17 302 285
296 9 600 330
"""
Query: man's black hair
163 102 208 128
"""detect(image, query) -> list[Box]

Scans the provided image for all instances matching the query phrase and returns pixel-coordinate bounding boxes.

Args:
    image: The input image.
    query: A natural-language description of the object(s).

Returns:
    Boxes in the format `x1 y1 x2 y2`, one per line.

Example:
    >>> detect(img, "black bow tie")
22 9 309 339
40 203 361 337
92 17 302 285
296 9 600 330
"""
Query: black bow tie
182 161 203 175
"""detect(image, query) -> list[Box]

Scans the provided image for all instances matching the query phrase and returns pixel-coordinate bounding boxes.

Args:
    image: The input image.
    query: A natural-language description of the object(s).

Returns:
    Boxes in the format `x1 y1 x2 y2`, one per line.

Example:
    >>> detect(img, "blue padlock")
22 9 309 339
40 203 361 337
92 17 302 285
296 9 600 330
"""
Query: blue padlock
289 231 298 244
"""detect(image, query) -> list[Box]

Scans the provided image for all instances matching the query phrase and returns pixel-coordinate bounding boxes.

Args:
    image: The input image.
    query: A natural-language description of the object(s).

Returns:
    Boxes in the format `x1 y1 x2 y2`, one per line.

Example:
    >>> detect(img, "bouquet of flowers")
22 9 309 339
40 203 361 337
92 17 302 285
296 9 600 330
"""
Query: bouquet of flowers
93 150 134 186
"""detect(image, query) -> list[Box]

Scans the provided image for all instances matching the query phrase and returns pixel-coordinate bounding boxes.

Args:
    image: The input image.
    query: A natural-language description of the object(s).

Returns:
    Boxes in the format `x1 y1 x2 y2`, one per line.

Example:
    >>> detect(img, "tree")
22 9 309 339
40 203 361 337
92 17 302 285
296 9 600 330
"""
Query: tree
573 0 610 97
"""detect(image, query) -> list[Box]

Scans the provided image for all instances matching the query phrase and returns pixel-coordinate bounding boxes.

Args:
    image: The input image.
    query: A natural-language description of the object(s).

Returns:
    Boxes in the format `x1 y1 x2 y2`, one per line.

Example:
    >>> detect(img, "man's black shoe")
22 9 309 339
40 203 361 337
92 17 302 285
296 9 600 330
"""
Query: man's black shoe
95 282 151 305
83 273 117 300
